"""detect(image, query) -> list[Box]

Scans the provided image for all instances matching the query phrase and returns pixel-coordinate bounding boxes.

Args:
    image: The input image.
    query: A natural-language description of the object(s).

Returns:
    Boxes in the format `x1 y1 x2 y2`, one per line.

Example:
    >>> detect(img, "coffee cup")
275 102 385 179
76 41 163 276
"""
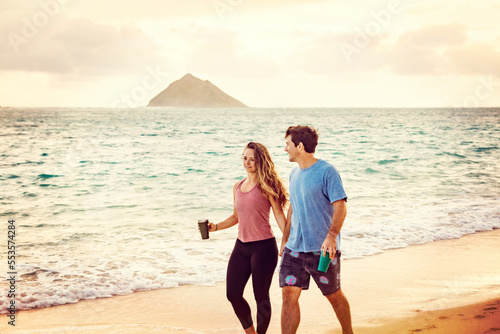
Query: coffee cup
198 219 209 240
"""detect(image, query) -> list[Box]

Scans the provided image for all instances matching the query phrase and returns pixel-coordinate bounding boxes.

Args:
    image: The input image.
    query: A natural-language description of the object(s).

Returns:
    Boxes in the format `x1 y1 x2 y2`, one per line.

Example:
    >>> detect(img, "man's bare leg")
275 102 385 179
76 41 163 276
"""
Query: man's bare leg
325 288 353 334
281 286 302 334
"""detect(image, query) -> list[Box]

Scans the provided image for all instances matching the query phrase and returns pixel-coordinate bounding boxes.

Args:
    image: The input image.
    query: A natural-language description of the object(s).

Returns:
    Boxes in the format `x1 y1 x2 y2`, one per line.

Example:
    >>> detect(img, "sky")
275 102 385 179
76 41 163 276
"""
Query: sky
1 0 499 108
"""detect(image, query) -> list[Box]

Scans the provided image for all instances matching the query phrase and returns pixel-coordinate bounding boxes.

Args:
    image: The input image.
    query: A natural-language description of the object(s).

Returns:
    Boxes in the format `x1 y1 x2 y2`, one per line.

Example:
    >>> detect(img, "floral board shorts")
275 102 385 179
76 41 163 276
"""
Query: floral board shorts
279 247 341 296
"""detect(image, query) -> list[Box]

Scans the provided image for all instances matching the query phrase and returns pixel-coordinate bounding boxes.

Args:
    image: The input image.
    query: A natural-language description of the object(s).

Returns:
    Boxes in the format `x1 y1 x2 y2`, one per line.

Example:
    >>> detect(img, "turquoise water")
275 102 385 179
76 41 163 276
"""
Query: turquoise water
0 107 499 312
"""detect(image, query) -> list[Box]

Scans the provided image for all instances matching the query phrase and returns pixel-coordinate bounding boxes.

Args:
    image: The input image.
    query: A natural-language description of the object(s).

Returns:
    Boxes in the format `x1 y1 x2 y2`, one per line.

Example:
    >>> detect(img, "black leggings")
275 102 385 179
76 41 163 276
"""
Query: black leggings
226 238 278 334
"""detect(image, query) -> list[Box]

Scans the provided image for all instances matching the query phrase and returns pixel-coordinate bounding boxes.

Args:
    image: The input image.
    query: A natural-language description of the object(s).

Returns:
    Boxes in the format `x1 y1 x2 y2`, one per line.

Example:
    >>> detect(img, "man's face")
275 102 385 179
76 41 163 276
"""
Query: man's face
285 135 298 162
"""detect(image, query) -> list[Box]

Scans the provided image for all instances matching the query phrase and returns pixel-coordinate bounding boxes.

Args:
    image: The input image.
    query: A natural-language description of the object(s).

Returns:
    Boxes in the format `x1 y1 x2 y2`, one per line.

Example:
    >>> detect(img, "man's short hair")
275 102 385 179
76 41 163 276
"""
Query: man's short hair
285 125 318 153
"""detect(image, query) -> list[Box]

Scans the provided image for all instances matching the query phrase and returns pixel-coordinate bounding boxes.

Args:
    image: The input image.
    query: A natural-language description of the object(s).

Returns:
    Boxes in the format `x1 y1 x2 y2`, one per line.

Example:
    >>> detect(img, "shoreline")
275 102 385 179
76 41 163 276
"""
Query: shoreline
2 229 500 333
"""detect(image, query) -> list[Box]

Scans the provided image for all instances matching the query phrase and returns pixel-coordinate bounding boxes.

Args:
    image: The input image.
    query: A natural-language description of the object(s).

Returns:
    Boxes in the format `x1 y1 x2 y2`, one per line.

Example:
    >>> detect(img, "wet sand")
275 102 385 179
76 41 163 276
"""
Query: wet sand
2 229 500 333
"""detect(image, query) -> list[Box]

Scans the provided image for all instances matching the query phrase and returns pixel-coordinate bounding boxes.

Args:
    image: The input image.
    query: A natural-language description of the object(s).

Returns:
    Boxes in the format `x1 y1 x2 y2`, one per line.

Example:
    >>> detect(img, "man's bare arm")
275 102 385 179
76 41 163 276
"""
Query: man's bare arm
321 199 347 258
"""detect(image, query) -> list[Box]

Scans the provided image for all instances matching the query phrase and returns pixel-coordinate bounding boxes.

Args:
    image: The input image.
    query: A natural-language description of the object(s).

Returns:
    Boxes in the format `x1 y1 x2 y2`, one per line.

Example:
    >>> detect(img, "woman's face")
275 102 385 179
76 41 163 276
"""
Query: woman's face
242 148 257 174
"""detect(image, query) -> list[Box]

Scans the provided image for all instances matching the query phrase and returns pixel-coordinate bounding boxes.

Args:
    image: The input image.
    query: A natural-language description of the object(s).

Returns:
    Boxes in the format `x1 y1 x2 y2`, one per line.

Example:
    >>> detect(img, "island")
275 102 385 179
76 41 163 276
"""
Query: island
147 73 248 108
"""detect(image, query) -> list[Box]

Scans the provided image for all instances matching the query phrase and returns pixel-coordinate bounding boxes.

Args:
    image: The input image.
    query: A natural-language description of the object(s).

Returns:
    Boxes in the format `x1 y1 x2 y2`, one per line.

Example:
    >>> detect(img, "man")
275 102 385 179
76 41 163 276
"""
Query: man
280 125 353 334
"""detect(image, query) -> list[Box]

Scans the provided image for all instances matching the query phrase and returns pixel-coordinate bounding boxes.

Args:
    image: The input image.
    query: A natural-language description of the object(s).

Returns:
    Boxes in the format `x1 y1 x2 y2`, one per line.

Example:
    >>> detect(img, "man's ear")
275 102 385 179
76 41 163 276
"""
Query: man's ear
297 142 304 151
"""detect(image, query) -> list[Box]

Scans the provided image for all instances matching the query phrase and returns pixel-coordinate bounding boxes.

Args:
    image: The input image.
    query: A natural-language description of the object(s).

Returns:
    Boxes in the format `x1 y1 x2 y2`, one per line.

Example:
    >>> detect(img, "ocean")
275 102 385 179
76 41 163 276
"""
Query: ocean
1 107 499 313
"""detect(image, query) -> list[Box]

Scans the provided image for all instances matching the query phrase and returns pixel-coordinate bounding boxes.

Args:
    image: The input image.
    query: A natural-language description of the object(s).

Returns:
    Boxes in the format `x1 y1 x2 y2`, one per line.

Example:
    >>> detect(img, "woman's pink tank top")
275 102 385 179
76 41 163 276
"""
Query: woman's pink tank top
234 180 274 242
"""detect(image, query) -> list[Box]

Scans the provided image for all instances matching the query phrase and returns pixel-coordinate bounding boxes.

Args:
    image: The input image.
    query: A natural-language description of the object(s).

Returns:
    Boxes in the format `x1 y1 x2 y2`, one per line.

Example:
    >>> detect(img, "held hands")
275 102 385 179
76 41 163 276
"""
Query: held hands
321 234 337 259
279 238 287 257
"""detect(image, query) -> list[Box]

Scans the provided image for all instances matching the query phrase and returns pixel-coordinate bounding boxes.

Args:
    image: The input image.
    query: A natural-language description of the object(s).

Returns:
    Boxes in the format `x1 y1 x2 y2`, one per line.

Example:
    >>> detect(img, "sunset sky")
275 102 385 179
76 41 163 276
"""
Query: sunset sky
1 0 499 108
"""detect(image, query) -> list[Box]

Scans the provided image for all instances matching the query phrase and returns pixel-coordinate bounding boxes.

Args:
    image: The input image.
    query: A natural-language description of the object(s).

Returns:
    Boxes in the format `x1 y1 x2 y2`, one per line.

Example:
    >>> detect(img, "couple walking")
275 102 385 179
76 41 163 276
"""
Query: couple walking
208 125 353 334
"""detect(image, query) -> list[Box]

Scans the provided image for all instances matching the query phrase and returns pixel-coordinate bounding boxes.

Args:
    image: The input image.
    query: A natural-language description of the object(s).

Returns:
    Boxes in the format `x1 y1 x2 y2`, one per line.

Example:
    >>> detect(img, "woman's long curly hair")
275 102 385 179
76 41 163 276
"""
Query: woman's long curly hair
244 142 288 208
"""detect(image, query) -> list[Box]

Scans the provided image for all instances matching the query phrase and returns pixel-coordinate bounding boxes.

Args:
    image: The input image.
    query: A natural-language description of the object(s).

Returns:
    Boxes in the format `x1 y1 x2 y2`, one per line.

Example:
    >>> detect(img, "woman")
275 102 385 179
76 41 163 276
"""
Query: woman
208 142 288 334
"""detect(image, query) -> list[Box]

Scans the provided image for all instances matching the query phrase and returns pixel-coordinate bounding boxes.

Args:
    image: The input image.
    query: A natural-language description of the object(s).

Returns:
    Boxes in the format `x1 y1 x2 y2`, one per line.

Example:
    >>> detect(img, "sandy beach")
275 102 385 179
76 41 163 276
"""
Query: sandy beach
3 229 500 333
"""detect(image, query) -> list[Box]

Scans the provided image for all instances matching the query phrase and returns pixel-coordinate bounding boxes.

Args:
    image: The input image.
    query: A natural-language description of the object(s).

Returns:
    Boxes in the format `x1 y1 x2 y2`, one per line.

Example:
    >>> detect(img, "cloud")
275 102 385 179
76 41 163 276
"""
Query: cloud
295 30 392 75
296 23 500 78
158 25 284 80
389 23 500 76
386 23 467 75
447 43 500 76
0 12 164 77
32 0 328 22
395 23 467 47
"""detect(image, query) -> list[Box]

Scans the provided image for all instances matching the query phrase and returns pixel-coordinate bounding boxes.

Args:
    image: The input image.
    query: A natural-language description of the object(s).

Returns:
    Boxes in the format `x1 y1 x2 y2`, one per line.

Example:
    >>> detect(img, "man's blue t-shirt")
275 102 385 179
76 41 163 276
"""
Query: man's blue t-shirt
286 159 347 253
